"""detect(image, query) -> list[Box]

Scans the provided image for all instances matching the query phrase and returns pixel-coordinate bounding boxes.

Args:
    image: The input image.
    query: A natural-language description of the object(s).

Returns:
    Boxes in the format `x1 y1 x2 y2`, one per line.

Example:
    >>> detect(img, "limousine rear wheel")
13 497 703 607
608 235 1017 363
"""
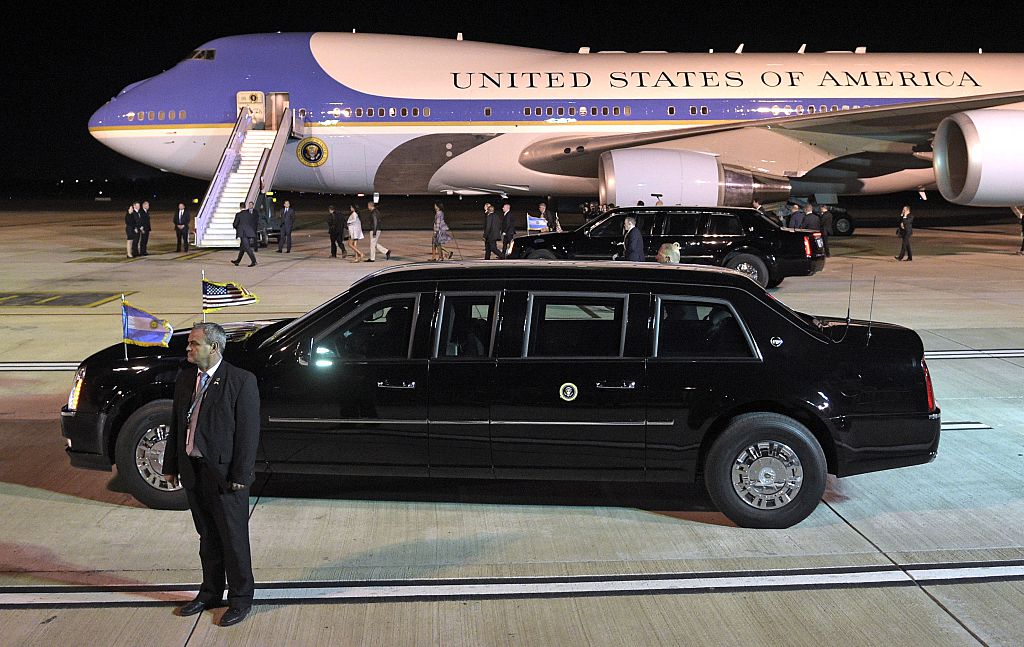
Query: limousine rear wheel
527 249 557 260
704 413 826 528
725 254 769 288
114 400 188 510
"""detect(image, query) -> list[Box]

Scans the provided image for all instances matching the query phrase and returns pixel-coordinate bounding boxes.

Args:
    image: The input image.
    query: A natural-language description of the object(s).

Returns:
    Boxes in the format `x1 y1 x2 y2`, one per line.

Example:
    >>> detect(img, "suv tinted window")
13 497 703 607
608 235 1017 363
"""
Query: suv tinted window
706 214 742 236
655 298 754 358
662 212 702 236
315 296 416 361
436 294 496 358
527 295 625 357
590 211 658 237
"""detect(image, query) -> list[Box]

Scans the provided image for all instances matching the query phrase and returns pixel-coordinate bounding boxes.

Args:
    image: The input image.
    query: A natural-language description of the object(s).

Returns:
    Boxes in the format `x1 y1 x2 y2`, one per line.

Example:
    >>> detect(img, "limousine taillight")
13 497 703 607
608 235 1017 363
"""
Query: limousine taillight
923 358 936 411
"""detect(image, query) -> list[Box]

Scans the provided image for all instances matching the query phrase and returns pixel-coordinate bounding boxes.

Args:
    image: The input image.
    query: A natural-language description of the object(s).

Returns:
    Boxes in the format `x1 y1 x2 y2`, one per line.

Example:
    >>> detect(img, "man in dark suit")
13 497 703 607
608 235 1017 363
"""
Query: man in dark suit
623 215 645 261
129 202 143 257
231 201 257 266
482 202 501 259
276 200 294 253
173 202 191 252
139 200 153 255
500 201 516 258
163 323 260 627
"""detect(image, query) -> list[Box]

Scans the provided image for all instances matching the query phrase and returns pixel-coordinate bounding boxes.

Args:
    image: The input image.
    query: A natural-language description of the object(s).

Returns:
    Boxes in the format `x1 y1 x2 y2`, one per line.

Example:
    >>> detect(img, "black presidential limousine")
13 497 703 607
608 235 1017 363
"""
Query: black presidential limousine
506 206 826 288
61 262 939 528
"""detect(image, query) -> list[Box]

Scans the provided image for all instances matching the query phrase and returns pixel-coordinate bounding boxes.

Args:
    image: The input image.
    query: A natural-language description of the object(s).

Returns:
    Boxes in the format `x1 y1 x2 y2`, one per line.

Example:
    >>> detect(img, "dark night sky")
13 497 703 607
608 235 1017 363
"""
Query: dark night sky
2 1 1020 188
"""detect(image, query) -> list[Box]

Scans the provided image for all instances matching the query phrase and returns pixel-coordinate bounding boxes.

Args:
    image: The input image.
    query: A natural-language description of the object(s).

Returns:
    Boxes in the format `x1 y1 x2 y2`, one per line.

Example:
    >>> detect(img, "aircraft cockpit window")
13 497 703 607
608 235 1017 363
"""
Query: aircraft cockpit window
187 49 216 61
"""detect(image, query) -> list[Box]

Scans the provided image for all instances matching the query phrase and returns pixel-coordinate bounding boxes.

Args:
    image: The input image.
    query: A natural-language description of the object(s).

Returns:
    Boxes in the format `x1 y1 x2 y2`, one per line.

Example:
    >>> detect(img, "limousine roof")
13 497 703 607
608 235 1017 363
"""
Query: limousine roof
357 260 761 290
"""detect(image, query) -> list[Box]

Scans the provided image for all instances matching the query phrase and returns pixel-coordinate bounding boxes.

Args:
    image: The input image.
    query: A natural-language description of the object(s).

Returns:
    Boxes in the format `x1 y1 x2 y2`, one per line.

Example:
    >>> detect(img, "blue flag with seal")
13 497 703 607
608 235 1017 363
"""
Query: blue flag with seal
122 301 173 347
527 213 548 231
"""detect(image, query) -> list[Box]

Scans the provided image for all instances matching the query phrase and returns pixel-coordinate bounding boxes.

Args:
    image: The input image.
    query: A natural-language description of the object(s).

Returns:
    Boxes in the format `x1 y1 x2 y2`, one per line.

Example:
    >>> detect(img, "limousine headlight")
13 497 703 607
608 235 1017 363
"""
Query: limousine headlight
67 366 86 411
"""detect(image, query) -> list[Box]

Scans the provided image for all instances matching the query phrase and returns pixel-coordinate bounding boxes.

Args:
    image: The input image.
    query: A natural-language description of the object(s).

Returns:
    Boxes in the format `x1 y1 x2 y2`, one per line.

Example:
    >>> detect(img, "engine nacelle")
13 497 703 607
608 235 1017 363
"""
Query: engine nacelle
934 109 1024 206
598 148 790 207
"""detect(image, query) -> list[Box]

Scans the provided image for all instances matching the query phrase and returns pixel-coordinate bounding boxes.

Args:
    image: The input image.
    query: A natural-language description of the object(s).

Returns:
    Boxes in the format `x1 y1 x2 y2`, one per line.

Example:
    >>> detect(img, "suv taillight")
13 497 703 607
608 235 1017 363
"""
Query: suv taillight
803 235 812 257
922 359 936 411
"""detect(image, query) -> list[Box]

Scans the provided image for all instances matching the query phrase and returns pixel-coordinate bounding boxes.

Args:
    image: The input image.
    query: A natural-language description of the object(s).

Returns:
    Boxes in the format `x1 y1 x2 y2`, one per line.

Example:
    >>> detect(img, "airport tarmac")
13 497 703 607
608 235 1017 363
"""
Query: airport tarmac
1 210 1023 645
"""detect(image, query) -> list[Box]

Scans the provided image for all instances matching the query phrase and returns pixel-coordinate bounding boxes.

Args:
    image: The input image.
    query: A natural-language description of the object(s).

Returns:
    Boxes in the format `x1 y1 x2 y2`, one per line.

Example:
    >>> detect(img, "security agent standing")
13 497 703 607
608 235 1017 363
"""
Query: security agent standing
138 200 152 255
482 202 502 259
500 201 516 258
623 215 645 261
173 202 191 253
276 200 294 253
327 205 347 258
231 202 258 267
162 323 260 627
819 205 833 257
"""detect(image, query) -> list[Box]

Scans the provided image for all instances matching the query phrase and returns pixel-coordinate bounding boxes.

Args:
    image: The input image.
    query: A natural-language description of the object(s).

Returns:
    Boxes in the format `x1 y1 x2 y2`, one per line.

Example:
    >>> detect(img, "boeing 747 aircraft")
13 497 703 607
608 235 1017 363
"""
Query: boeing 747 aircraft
89 32 1024 241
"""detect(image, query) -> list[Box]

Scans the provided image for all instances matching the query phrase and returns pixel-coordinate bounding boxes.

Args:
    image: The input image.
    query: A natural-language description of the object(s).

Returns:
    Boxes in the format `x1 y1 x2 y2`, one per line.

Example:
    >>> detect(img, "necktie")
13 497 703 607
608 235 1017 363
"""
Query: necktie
185 372 209 456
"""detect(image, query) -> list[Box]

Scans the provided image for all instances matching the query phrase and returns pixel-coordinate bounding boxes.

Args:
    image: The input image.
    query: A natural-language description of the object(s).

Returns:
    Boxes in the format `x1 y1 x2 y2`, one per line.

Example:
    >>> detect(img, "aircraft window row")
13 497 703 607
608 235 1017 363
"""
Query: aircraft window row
128 110 186 122
768 104 864 116
347 107 432 118
520 106 633 118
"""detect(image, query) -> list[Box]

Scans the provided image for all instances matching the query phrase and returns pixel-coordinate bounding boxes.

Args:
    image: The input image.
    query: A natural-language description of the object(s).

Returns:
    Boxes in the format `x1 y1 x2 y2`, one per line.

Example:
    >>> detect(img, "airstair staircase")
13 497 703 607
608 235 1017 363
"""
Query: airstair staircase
194 107 293 247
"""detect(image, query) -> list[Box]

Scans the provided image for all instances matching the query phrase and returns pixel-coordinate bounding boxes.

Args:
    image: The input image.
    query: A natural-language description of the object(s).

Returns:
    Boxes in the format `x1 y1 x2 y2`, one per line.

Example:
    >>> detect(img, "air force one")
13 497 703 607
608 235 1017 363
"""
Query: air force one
89 32 1024 245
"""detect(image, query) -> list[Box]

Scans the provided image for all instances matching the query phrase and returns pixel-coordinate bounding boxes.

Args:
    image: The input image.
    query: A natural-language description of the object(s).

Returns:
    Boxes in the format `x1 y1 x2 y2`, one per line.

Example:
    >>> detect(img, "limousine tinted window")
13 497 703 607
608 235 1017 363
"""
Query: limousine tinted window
707 214 743 236
591 211 659 237
315 296 416 361
436 294 497 358
663 212 702 236
526 295 625 357
655 298 755 358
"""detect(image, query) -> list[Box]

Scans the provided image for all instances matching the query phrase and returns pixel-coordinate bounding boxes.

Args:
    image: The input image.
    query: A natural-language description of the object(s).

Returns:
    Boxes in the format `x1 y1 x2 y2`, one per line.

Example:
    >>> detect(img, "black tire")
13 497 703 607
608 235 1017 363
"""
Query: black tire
703 412 827 528
114 399 188 510
766 275 784 289
527 249 557 260
833 216 854 236
725 254 769 288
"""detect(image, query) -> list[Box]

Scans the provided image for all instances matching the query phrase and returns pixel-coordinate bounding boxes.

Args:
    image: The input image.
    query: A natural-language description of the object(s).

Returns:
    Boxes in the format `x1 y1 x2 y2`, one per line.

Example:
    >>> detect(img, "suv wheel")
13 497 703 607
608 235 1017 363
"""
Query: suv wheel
114 400 188 510
833 215 854 236
725 254 769 288
704 412 827 528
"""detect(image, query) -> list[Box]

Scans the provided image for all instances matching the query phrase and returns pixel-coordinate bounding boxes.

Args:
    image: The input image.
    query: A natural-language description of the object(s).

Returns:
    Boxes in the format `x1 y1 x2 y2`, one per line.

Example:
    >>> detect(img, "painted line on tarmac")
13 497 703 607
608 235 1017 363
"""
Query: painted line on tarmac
2 561 1023 607
926 348 1024 360
940 421 993 431
0 362 80 372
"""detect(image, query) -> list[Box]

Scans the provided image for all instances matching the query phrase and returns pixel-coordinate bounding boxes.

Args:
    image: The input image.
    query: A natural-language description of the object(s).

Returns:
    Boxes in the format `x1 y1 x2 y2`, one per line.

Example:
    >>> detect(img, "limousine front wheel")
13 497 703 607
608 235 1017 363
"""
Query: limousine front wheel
705 413 826 528
725 254 769 288
114 400 188 510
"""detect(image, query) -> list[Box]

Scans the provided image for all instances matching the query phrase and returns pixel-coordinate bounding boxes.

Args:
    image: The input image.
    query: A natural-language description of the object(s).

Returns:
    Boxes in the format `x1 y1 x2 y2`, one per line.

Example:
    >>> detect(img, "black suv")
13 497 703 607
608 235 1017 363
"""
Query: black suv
507 206 826 288
61 262 939 528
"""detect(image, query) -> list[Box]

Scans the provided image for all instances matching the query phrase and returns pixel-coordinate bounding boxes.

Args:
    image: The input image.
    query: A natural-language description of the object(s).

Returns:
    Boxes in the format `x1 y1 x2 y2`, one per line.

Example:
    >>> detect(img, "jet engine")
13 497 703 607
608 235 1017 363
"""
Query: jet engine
933 109 1024 206
598 148 791 207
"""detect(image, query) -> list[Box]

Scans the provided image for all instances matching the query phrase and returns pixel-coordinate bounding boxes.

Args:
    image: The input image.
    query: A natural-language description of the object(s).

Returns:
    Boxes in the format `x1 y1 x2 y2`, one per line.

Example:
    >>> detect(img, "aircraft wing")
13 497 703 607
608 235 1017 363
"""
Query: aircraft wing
519 89 1024 176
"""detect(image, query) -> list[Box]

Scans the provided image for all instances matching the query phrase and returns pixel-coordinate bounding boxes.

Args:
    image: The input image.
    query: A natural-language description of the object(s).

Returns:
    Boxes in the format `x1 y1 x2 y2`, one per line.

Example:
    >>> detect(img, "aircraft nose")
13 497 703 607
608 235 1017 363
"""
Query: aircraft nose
89 101 113 131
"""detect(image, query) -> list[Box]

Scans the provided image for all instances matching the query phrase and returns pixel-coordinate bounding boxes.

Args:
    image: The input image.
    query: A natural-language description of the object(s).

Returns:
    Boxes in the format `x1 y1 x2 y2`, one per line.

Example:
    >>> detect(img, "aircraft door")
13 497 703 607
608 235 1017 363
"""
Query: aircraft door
266 92 290 131
236 91 266 129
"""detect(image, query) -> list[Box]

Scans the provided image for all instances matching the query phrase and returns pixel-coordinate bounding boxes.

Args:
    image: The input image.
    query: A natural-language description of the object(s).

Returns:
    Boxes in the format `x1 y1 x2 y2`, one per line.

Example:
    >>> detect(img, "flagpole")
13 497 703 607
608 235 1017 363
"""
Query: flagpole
201 269 206 323
121 294 128 361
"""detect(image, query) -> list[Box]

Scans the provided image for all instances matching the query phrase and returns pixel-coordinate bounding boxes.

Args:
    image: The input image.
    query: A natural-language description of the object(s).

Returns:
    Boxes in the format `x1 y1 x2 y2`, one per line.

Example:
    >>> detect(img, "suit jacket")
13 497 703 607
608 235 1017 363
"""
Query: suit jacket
368 208 383 235
163 360 260 490
279 207 295 232
173 208 191 227
139 209 152 233
624 226 645 261
899 213 914 237
500 210 516 241
125 211 140 238
483 211 501 241
232 209 257 238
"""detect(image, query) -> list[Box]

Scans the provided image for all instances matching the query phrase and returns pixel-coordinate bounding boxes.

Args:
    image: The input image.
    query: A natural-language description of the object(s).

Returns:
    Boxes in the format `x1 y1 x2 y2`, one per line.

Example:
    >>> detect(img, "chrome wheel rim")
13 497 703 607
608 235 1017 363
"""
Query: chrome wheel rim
135 424 180 491
730 440 803 509
733 261 760 283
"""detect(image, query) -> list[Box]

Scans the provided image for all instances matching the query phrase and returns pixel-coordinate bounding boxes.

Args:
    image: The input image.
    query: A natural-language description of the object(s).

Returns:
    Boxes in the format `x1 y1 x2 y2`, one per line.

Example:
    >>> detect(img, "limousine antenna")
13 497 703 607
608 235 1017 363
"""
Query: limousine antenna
866 276 877 347
833 263 855 343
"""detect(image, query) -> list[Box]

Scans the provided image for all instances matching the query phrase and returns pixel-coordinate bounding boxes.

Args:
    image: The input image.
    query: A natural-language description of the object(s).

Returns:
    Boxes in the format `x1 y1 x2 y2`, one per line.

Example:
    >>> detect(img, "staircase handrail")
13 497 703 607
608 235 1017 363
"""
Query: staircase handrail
195 107 253 244
257 107 293 198
245 147 272 207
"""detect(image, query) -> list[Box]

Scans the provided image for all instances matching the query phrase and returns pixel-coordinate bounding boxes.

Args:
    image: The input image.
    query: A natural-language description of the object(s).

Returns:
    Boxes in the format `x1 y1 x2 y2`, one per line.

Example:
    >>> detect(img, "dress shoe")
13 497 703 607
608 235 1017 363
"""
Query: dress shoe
178 598 208 616
385 250 391 260
275 249 282 253
231 260 240 266
220 606 250 627
248 261 257 267
364 258 374 262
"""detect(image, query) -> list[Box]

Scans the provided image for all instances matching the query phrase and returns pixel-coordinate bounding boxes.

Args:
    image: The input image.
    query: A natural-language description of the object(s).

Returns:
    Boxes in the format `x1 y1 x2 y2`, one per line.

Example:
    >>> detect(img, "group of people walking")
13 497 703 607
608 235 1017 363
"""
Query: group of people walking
325 202 391 262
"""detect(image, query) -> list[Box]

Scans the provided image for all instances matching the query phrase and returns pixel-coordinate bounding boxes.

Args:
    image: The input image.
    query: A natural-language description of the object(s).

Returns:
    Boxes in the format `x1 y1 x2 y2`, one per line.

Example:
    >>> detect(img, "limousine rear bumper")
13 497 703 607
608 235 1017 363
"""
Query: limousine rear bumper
830 408 941 477
775 255 826 278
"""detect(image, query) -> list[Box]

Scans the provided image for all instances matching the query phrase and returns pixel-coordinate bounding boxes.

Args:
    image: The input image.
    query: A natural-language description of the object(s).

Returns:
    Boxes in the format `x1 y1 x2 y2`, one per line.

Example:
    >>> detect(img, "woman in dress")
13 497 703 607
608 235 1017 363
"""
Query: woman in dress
346 204 365 261
431 202 454 261
124 205 138 258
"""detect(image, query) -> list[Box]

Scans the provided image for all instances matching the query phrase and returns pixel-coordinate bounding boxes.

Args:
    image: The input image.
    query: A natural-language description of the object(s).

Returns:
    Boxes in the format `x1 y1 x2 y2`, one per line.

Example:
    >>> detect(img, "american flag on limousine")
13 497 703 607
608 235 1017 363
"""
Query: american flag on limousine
202 279 259 312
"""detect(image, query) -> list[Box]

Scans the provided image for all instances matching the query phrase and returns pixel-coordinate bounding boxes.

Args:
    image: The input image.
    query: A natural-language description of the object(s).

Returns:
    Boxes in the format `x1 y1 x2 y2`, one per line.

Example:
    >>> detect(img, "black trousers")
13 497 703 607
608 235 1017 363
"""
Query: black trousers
175 227 189 252
185 458 254 609
501 235 513 259
139 231 150 255
330 231 347 257
897 235 913 260
234 237 256 264
277 227 292 252
484 239 501 259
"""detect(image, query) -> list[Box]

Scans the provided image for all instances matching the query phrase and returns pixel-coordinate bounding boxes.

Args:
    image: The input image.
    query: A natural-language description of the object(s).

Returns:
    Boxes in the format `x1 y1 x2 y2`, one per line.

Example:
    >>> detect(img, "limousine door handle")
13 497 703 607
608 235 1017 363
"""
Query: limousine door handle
596 380 636 390
377 380 416 390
